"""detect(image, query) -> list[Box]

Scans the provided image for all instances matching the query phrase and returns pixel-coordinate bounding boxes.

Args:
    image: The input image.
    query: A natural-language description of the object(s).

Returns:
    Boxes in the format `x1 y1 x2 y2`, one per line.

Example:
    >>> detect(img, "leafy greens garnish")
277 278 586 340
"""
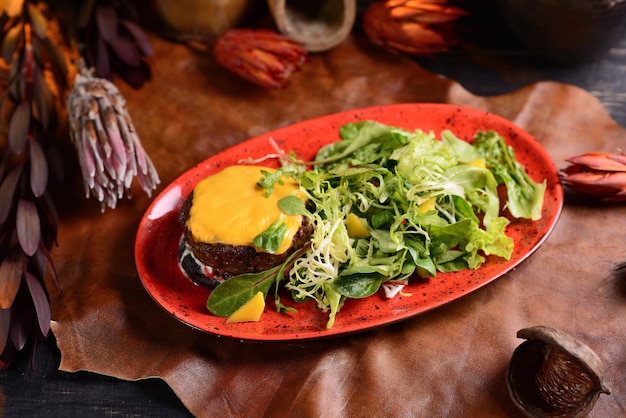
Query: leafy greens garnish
206 121 546 329
473 131 546 220
253 220 287 254
278 195 311 217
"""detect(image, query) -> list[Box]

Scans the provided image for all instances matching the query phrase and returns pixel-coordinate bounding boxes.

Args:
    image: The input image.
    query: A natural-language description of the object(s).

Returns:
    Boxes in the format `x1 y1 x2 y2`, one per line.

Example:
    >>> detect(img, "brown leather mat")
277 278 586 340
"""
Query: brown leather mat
48 33 626 417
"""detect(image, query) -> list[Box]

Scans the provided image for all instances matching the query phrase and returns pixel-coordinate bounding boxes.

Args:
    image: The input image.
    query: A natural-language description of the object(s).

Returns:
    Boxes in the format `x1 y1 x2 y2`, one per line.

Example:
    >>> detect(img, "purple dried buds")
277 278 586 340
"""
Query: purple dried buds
78 0 152 88
67 62 160 210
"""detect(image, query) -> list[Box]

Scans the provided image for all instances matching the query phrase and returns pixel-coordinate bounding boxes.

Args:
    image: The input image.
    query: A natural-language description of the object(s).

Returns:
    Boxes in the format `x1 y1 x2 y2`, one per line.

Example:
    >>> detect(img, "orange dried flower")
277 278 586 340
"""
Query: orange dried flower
362 0 469 56
560 152 626 202
213 29 308 89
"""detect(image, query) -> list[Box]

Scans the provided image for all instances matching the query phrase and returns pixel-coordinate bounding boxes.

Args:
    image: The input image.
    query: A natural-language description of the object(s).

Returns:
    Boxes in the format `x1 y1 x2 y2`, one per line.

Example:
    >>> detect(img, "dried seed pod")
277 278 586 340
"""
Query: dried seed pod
507 326 610 417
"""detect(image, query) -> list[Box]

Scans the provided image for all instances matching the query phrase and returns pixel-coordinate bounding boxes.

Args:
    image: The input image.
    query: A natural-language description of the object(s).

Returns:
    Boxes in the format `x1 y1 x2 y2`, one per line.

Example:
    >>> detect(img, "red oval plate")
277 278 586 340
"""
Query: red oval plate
135 103 563 340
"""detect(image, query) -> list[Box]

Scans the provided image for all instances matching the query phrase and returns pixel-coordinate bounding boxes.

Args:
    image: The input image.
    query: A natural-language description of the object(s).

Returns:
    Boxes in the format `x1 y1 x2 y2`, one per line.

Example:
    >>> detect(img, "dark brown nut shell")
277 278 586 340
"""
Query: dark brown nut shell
506 325 610 418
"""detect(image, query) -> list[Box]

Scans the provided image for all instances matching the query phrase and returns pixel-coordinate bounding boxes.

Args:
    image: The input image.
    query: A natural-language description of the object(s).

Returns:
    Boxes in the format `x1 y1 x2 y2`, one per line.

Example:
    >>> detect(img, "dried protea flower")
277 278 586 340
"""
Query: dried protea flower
77 0 152 88
560 152 626 202
213 29 308 89
67 60 159 210
362 0 469 56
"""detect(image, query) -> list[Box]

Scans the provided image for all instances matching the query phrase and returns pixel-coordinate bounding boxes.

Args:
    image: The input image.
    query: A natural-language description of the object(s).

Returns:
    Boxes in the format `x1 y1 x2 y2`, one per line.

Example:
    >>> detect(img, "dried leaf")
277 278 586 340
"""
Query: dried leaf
9 287 31 350
1 22 22 64
37 242 60 291
26 3 47 39
33 37 68 89
0 164 22 223
43 141 65 184
29 137 48 196
24 271 50 336
0 10 9 27
95 5 118 43
0 308 10 353
36 191 58 248
77 0 96 28
115 59 151 88
109 35 140 67
8 50 22 99
16 199 40 257
0 91 10 129
0 248 24 309
33 66 54 128
10 323 28 351
95 34 111 79
33 245 46 279
8 101 30 154
120 19 152 57
4 0 24 18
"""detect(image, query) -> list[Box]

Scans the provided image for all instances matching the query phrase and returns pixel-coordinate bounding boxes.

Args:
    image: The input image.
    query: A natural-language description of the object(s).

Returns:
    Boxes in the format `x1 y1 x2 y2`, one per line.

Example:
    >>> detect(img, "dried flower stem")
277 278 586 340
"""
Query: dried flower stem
0 2 64 368
1 0 158 368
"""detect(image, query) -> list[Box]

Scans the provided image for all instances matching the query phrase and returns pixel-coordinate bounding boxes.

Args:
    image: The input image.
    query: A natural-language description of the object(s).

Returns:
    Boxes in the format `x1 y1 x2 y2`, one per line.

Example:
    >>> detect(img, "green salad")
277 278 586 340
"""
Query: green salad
207 121 546 328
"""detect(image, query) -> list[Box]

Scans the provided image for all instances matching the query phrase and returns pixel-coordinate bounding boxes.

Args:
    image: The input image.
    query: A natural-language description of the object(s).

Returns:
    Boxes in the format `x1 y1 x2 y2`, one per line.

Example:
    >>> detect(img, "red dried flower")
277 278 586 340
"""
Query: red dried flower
213 29 308 89
560 152 626 202
362 0 469 56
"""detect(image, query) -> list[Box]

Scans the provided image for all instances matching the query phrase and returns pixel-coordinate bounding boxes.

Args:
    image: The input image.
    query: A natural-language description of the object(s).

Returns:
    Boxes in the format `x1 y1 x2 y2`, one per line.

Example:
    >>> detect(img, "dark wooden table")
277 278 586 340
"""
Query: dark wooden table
2 3 626 417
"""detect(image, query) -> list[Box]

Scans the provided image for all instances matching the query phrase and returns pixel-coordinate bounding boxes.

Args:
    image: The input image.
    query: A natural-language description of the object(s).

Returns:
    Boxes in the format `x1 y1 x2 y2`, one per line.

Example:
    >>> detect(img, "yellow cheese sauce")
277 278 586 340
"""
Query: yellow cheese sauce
186 165 304 255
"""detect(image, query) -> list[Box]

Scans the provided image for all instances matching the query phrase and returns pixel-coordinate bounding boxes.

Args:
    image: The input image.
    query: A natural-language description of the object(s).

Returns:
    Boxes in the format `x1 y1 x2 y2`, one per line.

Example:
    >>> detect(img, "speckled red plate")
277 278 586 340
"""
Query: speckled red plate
135 103 563 340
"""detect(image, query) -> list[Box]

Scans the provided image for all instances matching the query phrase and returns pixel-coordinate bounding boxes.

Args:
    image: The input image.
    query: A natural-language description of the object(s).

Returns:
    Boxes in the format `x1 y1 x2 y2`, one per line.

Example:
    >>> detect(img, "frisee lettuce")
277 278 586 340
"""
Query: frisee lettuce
206 121 546 329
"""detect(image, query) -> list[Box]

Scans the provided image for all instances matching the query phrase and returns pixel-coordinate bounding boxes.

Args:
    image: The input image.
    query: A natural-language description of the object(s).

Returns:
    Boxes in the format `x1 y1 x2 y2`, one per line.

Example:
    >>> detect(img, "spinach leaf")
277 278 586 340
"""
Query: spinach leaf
206 267 279 317
331 272 383 299
253 221 286 254
278 195 311 217
207 245 310 317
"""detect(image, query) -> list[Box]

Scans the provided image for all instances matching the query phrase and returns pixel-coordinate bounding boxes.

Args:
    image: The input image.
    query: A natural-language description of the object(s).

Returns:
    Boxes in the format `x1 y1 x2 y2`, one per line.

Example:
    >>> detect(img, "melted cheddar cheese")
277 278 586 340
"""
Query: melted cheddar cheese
186 165 303 255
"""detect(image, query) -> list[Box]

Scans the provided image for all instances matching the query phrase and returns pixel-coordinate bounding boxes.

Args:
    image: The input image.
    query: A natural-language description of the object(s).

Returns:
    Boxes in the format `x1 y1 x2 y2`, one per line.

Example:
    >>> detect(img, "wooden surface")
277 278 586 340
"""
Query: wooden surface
2 2 626 417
